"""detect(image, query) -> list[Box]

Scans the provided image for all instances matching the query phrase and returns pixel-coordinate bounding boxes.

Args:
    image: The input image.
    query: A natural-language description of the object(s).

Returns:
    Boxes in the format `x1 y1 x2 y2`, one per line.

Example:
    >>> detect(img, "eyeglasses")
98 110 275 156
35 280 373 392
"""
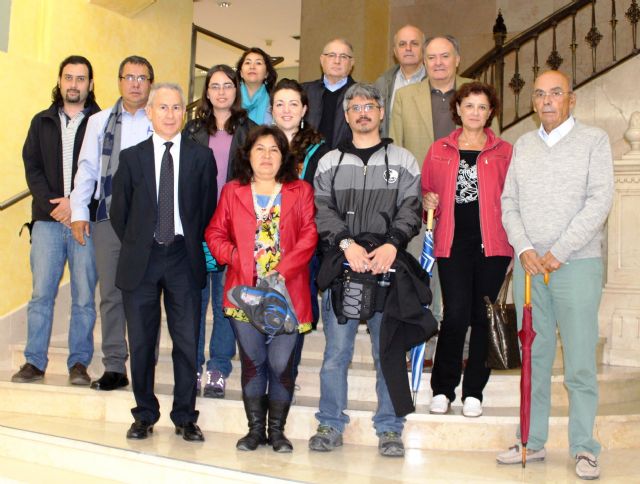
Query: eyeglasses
119 75 151 83
208 83 235 91
532 89 572 100
347 104 380 113
322 52 353 61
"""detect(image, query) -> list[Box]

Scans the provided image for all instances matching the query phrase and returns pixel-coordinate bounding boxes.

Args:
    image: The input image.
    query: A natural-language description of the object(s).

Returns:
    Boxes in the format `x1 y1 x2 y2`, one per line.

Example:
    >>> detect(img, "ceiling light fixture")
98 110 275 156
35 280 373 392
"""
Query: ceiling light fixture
217 1 231 7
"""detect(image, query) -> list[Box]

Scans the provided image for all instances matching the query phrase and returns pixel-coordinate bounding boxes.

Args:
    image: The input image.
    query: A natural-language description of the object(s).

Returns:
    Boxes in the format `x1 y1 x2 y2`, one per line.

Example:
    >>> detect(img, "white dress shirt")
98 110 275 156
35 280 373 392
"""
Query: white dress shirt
538 115 575 147
152 132 184 236
70 104 153 222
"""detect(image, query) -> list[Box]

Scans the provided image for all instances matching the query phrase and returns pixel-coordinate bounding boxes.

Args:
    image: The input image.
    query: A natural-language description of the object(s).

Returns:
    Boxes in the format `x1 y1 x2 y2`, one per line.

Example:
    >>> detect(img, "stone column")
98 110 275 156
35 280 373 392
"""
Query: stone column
599 112 640 367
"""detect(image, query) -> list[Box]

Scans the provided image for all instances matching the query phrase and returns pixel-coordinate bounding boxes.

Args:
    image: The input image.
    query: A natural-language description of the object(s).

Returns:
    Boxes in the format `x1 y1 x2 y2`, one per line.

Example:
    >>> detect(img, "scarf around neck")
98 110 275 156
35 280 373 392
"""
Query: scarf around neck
241 82 270 125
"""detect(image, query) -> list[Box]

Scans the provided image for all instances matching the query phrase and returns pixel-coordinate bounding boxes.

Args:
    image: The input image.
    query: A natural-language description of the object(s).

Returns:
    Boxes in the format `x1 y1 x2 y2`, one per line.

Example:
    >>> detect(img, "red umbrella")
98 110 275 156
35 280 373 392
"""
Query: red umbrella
518 272 537 467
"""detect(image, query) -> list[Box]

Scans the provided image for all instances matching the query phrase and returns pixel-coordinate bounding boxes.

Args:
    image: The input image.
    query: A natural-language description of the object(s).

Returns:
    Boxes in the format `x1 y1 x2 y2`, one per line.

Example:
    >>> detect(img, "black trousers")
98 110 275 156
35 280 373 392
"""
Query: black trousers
431 236 510 403
123 238 201 425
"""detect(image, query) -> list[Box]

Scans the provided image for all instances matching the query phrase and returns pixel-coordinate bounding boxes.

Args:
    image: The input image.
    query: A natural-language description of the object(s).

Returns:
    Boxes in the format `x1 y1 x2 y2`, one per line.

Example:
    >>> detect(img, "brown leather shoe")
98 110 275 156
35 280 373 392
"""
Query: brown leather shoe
69 363 91 385
11 363 44 383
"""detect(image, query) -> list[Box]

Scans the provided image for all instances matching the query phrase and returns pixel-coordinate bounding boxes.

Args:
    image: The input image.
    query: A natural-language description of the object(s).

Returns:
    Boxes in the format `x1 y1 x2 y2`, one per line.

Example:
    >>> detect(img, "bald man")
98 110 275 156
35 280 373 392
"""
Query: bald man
374 25 426 138
498 71 613 480
302 38 356 149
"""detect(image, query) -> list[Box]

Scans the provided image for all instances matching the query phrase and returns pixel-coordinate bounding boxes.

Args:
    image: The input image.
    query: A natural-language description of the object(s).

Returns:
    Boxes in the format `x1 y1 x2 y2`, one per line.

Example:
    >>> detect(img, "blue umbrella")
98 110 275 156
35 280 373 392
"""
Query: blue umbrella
410 209 435 406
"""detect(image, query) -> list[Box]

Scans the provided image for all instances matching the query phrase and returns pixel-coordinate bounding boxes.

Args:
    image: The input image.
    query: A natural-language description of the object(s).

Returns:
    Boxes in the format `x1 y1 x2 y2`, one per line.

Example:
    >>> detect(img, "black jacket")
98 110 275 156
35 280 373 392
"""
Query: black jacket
302 76 356 150
183 116 255 182
110 136 217 291
23 102 101 222
317 233 438 417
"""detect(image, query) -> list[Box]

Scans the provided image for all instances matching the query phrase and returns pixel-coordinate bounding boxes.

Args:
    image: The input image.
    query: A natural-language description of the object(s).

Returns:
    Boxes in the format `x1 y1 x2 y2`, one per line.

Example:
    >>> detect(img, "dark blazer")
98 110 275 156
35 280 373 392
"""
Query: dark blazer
23 102 101 222
183 116 256 181
302 76 356 150
110 136 217 291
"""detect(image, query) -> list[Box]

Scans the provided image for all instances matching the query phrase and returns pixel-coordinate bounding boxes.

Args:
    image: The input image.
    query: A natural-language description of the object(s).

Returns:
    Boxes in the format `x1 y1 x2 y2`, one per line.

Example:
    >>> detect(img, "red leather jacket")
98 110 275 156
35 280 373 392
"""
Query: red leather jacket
421 128 513 258
205 179 318 325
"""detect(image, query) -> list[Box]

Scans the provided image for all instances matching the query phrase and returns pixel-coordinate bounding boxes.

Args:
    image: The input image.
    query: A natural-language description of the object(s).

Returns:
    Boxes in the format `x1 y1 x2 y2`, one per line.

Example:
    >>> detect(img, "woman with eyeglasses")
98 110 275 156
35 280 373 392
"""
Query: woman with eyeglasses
183 64 256 400
421 81 513 418
236 47 278 126
205 125 317 453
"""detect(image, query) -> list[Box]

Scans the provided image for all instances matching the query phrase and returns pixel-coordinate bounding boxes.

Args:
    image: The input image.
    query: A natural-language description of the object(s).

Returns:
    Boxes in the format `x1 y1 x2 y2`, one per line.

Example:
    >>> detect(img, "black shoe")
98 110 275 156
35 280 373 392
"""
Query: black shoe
126 420 153 439
90 371 129 391
236 395 268 451
11 363 44 383
268 400 293 453
69 363 91 385
175 422 205 442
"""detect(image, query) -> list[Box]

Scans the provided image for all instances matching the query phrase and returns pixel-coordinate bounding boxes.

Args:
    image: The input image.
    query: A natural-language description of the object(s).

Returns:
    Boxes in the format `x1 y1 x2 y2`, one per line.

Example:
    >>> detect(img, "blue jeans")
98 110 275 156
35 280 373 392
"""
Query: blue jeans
316 291 405 435
231 318 298 401
198 270 235 376
25 221 97 371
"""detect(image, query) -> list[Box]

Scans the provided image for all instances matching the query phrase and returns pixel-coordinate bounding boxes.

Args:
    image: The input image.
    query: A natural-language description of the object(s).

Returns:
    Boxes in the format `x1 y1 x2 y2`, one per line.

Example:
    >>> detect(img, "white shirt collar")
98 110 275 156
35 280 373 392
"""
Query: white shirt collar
152 132 181 149
397 64 425 83
323 75 348 92
538 115 575 147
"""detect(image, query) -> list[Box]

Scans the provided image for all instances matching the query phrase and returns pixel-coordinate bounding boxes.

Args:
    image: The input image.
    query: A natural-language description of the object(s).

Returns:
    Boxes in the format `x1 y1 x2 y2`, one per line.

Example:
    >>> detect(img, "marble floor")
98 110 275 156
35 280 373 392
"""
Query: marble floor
0 411 634 483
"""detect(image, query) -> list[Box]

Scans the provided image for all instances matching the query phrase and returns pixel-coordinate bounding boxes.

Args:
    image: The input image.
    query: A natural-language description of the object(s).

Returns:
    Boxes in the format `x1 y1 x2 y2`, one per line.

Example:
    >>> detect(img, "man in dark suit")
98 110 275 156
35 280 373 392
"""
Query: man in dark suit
110 83 217 441
302 38 356 149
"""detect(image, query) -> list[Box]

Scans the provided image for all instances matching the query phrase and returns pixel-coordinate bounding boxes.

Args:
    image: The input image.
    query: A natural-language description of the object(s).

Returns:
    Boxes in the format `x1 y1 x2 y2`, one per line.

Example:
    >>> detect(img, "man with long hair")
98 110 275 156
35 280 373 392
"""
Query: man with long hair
14 55 101 385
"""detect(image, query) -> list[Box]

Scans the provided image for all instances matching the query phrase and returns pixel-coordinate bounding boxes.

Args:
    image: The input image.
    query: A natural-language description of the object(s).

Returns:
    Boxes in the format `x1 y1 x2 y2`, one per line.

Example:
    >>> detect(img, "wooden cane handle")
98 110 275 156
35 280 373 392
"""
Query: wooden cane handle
426 209 434 231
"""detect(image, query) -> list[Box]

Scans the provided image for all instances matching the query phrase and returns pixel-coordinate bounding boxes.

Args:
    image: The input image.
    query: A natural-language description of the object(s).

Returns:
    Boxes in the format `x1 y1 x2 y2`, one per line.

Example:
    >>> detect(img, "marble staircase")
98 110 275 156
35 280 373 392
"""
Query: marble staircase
2 318 640 456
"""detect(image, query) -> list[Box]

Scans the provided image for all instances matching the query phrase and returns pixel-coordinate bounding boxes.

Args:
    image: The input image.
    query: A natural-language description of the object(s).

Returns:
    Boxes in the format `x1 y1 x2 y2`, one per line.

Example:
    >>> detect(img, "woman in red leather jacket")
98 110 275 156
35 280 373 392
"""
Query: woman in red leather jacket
205 125 317 453
422 82 513 418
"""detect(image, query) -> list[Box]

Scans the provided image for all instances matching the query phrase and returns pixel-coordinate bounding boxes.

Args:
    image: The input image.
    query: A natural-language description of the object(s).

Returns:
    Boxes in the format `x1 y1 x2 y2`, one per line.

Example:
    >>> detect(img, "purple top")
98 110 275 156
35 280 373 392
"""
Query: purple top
209 130 233 201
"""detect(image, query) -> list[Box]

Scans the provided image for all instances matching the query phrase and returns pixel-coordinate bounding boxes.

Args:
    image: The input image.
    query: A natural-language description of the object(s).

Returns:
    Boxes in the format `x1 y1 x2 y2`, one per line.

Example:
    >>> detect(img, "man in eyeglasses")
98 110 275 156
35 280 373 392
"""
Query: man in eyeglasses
70 55 154 391
310 83 428 458
14 55 101 385
302 38 356 149
498 70 613 481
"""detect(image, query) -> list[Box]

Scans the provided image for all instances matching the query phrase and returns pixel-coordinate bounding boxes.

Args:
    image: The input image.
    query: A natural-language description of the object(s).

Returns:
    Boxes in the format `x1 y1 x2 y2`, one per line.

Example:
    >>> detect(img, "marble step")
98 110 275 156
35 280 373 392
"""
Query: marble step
57 319 607 371
0 422 287 483
11 341 633 408
0 376 639 452
3 411 637 483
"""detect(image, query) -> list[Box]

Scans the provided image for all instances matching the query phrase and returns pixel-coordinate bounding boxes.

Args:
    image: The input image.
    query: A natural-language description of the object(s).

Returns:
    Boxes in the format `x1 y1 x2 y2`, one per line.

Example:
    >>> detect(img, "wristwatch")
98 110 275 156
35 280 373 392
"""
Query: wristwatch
339 238 354 251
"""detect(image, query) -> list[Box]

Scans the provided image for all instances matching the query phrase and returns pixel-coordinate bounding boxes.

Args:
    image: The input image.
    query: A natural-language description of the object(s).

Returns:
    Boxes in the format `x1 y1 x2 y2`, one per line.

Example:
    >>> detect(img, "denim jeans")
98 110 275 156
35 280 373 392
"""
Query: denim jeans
198 270 235 376
231 318 298 401
316 291 405 435
25 221 97 371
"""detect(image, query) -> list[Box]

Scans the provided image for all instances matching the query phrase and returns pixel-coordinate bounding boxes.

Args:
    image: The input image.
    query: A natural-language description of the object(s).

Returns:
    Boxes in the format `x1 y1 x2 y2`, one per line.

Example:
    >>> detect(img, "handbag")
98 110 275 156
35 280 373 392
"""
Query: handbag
484 270 521 370
331 265 389 324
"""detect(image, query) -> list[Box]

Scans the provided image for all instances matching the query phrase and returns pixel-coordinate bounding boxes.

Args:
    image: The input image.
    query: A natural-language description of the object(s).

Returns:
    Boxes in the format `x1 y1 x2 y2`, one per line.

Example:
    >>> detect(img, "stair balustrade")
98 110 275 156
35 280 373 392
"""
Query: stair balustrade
462 0 640 131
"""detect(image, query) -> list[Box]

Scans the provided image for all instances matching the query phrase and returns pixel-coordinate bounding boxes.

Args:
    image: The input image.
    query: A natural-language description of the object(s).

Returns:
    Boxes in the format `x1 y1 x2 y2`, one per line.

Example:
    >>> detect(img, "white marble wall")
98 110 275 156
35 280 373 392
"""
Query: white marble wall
599 117 640 367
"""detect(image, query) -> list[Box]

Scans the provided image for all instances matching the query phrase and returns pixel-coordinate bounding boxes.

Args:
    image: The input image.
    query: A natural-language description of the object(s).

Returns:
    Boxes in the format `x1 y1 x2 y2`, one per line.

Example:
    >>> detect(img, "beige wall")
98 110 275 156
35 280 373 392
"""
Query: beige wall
0 0 194 317
299 0 390 83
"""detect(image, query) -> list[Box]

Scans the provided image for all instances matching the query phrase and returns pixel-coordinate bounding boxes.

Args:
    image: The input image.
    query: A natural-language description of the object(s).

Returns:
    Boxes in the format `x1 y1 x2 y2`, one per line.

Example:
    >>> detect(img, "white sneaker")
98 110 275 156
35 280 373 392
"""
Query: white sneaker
462 397 483 417
429 394 450 414
496 444 546 465
575 452 600 480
